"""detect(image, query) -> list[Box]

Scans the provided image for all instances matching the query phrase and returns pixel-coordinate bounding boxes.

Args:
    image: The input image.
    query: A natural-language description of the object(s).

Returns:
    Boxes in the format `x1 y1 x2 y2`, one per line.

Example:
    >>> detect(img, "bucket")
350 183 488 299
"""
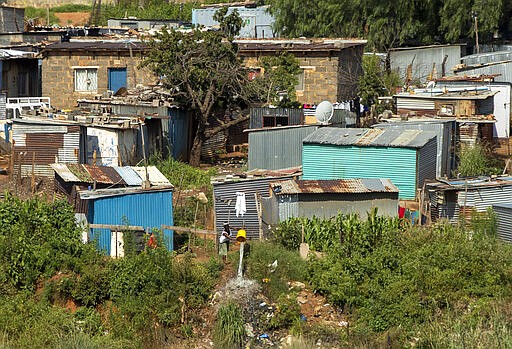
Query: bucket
236 229 246 243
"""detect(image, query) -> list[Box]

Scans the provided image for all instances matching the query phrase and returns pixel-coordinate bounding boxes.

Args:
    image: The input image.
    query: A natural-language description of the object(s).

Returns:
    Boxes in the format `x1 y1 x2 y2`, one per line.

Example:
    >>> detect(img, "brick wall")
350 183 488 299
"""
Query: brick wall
242 55 340 104
42 52 157 110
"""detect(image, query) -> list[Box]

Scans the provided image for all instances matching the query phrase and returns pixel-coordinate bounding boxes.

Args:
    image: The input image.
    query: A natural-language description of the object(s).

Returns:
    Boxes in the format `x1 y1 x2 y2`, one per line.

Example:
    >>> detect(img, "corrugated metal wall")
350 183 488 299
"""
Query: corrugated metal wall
494 205 512 243
276 194 299 221
390 45 462 82
374 121 454 178
192 6 275 38
168 108 190 161
213 176 293 240
455 62 512 86
12 123 81 177
457 185 512 212
88 190 174 254
396 98 436 110
248 126 318 170
250 108 304 129
417 138 438 188
0 7 24 32
302 144 418 199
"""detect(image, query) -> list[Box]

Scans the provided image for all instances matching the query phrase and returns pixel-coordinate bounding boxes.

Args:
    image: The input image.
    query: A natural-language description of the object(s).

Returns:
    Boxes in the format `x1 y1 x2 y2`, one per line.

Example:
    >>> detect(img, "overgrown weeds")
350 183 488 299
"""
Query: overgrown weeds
213 301 246 349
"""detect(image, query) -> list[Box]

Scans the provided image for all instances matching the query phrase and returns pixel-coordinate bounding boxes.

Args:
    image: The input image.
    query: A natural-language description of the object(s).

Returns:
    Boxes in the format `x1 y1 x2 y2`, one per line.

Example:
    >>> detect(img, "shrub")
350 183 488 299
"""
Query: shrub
456 142 502 177
267 293 301 330
244 241 306 301
307 219 512 333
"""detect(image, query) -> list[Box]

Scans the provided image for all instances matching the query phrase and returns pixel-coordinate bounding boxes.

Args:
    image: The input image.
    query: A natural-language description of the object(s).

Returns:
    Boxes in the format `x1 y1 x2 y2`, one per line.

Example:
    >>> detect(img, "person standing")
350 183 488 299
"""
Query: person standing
219 222 232 264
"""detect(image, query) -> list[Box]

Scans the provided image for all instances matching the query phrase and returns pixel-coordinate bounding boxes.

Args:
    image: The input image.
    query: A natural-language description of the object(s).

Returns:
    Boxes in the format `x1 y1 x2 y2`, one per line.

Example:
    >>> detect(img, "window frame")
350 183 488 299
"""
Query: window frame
73 67 98 92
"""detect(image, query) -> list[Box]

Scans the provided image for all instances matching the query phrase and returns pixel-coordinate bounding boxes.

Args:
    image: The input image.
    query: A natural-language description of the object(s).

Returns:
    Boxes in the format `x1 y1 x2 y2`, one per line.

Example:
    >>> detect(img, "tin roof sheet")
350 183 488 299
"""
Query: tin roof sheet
131 166 171 186
427 176 512 191
78 186 174 200
52 164 171 187
83 165 125 185
114 166 143 186
50 163 81 182
270 178 399 195
302 127 436 148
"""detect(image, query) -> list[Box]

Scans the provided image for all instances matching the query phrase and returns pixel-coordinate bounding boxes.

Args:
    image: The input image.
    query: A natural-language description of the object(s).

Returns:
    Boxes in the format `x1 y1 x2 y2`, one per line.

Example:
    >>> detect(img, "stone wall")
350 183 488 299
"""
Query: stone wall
42 52 157 110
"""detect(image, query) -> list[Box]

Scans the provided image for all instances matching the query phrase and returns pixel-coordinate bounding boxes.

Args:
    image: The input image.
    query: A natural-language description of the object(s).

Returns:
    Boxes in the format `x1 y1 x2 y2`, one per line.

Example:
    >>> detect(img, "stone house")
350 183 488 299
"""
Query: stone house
236 38 367 104
40 40 156 110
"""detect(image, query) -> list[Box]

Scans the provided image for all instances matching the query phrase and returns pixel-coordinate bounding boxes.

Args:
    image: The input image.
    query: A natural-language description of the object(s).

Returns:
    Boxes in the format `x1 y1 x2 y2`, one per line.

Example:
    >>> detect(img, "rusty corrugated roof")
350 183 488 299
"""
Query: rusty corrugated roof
52 164 172 187
270 178 399 195
84 165 126 185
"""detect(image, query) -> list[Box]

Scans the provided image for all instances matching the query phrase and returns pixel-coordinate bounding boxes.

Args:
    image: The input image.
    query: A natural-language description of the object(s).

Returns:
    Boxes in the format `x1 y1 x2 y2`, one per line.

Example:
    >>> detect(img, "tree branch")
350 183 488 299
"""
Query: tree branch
205 114 249 138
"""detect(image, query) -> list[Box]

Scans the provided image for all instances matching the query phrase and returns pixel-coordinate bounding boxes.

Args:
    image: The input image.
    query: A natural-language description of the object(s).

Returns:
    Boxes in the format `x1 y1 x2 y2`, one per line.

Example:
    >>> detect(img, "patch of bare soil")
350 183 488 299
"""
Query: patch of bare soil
0 174 56 201
54 12 90 26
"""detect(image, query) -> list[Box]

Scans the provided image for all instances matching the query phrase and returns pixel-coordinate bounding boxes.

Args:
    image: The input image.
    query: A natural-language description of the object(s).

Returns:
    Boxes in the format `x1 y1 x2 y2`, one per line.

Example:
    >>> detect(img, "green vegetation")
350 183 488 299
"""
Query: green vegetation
243 241 306 301
270 209 512 346
456 142 503 177
149 153 216 190
0 194 221 348
25 5 92 26
268 0 509 52
213 301 246 349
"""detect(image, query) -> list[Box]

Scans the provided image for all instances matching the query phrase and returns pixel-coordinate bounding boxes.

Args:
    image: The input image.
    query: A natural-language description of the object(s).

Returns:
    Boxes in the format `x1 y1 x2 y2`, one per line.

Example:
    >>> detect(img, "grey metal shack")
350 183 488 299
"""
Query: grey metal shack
267 178 399 224
493 204 512 243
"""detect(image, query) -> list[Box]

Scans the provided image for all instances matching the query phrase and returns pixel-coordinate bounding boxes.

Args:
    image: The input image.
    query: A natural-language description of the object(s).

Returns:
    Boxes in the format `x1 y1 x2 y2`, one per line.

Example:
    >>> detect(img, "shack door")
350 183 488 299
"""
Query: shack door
108 68 127 94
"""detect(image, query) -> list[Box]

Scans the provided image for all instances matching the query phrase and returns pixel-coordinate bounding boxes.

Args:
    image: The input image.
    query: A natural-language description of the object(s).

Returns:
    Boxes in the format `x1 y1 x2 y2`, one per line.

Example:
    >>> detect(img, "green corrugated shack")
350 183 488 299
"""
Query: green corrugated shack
302 127 437 200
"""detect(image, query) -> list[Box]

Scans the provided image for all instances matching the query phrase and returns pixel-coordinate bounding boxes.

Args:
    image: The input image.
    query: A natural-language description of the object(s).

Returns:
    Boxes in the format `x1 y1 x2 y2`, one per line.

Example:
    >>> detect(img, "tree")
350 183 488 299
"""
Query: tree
358 54 402 107
258 52 301 107
142 27 262 166
268 0 506 51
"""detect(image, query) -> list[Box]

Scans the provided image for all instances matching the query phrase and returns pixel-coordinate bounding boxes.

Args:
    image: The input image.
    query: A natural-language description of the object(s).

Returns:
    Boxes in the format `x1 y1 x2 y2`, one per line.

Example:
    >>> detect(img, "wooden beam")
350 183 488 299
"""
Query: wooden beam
161 225 216 236
89 224 144 231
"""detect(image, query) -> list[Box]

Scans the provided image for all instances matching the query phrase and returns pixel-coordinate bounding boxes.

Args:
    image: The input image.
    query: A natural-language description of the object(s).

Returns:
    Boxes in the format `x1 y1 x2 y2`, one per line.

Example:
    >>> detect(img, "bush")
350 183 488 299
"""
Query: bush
307 218 512 334
267 293 301 330
456 143 502 177
244 241 306 301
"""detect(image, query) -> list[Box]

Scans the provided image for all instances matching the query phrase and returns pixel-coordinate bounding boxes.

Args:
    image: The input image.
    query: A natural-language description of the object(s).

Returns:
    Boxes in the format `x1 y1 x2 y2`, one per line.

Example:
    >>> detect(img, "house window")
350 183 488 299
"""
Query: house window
263 114 289 127
74 68 98 92
295 68 305 91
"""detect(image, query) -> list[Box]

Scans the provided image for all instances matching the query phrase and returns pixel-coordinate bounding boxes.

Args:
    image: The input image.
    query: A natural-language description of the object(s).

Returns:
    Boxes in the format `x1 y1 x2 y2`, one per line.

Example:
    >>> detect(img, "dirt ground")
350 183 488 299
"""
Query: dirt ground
54 12 90 26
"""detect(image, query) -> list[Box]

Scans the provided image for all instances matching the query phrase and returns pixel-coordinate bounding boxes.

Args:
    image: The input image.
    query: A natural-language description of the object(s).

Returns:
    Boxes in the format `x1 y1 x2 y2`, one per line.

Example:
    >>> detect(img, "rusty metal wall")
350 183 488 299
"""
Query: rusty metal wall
11 121 81 177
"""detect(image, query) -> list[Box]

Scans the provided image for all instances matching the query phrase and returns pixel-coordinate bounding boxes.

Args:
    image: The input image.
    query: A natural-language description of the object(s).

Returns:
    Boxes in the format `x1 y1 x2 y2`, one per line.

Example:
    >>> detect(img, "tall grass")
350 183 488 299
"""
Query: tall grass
213 301 245 349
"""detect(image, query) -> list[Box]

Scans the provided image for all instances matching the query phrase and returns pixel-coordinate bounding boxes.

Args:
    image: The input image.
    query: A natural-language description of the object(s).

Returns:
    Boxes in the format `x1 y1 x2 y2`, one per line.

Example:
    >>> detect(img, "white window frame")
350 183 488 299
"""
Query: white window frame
73 67 98 92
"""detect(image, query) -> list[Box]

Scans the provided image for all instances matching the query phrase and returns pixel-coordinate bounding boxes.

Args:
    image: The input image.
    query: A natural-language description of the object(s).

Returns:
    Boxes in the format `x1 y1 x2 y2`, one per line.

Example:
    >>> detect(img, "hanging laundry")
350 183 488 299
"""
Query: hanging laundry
235 192 246 217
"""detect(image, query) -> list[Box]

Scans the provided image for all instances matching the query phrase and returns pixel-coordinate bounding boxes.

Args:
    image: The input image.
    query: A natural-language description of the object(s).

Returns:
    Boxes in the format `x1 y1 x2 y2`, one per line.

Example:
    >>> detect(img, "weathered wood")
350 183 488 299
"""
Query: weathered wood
161 225 216 236
89 224 144 231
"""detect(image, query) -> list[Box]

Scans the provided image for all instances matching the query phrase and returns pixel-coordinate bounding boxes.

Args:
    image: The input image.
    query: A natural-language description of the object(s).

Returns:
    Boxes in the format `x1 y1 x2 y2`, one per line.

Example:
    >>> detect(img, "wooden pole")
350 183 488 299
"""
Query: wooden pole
9 139 14 181
31 151 35 194
254 193 263 240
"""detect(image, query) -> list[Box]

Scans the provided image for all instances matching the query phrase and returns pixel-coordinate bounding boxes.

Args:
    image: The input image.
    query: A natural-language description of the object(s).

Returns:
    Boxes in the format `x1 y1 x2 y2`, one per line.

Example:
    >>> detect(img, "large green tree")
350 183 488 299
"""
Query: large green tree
268 0 505 52
142 28 261 166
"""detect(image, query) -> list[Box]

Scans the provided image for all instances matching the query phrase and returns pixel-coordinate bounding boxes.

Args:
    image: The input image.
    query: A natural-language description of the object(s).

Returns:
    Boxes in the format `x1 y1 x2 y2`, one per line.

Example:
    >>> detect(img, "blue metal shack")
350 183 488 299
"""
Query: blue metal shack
302 127 437 200
80 186 174 254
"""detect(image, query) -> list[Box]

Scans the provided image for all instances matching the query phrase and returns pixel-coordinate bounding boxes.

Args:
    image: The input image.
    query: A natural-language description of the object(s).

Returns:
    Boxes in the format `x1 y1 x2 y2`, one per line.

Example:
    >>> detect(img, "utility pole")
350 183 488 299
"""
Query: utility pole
472 11 480 54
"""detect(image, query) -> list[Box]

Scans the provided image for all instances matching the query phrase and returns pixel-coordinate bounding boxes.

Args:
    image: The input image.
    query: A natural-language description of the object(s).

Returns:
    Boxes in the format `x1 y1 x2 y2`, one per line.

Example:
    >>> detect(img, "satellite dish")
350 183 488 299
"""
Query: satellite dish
315 101 334 125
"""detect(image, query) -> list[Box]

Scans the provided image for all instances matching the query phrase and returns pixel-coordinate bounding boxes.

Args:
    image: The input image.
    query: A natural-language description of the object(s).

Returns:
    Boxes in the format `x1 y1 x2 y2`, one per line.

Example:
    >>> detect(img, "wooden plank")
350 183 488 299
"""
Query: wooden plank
161 225 216 236
89 224 144 231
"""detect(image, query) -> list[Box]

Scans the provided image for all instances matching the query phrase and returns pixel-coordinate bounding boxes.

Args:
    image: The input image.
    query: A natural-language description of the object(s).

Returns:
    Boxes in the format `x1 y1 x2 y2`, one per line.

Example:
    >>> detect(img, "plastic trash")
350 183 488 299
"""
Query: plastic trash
259 302 267 307
259 333 269 339
300 314 307 321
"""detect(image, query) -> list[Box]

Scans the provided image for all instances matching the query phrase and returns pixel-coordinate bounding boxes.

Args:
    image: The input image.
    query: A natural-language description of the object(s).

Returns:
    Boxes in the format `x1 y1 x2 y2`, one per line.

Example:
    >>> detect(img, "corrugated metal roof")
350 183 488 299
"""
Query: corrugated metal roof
131 166 171 186
114 166 143 186
50 163 81 182
78 186 173 200
52 164 171 187
270 179 399 195
494 203 512 210
302 127 436 149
